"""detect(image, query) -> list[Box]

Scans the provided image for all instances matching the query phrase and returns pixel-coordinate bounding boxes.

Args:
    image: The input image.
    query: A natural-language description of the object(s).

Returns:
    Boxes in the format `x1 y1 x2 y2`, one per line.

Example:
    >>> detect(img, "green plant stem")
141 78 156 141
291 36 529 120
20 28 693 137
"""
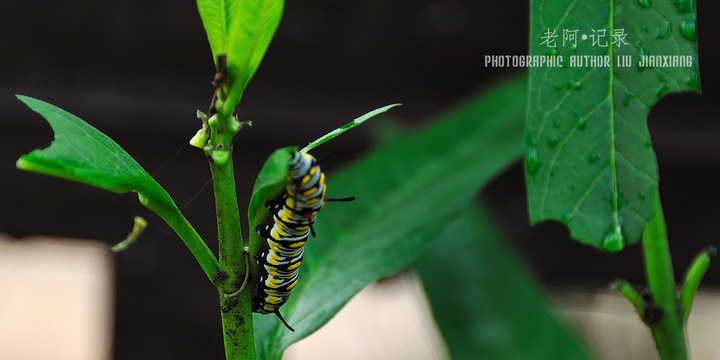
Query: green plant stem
139 192 220 280
211 151 245 284
641 190 688 360
207 111 255 359
611 279 645 316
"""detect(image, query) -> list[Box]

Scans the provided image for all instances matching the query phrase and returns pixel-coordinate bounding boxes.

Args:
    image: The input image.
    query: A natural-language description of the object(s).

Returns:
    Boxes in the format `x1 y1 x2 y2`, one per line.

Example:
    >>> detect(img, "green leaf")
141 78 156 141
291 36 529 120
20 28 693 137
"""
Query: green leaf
196 0 237 65
252 76 527 360
16 95 168 200
300 103 402 153
416 204 597 360
15 95 220 279
526 0 700 250
247 147 293 257
679 246 716 321
221 0 283 114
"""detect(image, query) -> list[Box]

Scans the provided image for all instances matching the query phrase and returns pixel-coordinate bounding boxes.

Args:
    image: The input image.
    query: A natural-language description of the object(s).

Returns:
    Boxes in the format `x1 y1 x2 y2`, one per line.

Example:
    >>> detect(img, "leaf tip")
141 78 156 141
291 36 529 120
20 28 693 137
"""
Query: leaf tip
15 156 31 171
704 245 718 257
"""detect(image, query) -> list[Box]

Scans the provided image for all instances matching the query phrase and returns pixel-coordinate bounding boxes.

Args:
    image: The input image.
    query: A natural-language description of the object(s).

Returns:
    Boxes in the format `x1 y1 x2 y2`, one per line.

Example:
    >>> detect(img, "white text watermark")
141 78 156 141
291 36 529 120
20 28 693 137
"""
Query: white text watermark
484 55 693 68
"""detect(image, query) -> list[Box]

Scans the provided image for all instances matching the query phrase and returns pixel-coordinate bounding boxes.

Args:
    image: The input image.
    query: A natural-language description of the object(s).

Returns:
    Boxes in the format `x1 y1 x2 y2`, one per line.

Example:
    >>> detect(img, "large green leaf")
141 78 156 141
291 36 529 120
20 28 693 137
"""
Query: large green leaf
251 76 527 360
526 0 700 251
416 204 597 360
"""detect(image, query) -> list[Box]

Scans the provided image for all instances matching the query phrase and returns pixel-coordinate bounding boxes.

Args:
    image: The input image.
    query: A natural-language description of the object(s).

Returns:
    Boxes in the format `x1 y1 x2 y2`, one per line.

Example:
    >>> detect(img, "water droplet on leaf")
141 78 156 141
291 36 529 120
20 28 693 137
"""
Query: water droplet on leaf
577 116 586 129
673 0 693 13
554 82 563 90
567 79 583 90
562 212 573 224
601 226 625 252
680 14 696 41
656 27 666 39
525 135 540 175
623 92 635 106
589 152 601 164
638 0 652 8
546 133 559 148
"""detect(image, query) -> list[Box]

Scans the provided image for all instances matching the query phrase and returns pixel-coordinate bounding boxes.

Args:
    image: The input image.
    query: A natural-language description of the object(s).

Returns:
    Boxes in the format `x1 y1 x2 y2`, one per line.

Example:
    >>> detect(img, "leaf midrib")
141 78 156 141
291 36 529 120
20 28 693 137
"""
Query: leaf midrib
607 0 621 243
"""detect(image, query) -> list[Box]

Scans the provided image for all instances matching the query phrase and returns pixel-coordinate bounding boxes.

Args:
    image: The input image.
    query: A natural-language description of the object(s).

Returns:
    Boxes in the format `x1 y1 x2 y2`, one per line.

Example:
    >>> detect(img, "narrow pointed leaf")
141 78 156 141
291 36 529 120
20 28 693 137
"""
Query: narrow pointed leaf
526 0 700 250
300 104 402 153
416 205 597 360
251 76 527 360
679 246 716 321
221 0 283 114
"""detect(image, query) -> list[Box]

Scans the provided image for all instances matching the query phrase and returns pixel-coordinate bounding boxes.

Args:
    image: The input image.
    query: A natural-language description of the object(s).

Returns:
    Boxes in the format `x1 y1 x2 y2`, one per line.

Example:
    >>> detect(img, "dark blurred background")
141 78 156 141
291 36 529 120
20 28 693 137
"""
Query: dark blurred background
1 1 718 359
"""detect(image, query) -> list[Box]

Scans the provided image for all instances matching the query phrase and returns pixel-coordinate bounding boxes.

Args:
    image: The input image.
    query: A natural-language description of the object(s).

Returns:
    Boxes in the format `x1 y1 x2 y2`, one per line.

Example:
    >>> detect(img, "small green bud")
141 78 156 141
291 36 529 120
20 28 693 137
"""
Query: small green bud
189 127 210 148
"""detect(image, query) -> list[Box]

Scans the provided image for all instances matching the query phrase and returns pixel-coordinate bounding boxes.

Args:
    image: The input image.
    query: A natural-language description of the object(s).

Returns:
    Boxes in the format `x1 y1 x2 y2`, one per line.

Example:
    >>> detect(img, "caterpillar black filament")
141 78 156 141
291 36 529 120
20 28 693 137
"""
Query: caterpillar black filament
253 151 329 331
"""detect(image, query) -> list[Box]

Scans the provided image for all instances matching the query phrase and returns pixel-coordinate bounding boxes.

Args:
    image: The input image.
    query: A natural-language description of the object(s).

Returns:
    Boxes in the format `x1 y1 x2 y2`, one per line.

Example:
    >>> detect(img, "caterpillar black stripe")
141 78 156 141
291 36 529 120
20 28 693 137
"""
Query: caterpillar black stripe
253 151 352 331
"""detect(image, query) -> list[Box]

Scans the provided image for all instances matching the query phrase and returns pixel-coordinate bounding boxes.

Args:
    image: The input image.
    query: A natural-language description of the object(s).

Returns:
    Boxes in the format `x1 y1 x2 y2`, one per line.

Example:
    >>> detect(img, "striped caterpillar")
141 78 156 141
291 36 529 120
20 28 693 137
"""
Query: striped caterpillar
253 151 352 331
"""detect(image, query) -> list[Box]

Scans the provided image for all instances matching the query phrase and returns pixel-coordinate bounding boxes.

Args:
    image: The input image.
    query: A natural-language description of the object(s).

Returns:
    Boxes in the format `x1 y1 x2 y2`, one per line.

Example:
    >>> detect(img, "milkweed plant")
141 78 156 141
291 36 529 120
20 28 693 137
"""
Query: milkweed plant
13 0 709 359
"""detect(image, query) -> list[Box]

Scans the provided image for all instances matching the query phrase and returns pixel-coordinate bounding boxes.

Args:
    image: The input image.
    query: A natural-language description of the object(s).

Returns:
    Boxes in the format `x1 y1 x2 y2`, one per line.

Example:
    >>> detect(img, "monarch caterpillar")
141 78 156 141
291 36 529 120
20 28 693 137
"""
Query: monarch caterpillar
253 150 352 331
250 104 399 331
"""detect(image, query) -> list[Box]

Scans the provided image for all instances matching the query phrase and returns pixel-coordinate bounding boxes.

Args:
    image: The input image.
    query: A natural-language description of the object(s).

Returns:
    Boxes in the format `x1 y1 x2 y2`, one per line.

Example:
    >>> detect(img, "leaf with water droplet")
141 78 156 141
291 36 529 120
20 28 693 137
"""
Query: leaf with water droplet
623 92 635 106
527 0 700 250
672 0 693 13
680 14 696 41
546 133 559 148
656 79 671 98
575 113 587 129
601 227 626 252
567 79 583 90
525 135 540 175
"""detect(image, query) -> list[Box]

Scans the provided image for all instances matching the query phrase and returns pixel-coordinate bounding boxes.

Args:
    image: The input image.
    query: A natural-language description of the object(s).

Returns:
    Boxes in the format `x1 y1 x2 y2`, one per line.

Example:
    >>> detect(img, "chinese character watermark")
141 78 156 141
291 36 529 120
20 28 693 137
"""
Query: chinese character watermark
563 29 579 48
540 28 558 48
611 29 629 47
541 28 629 48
